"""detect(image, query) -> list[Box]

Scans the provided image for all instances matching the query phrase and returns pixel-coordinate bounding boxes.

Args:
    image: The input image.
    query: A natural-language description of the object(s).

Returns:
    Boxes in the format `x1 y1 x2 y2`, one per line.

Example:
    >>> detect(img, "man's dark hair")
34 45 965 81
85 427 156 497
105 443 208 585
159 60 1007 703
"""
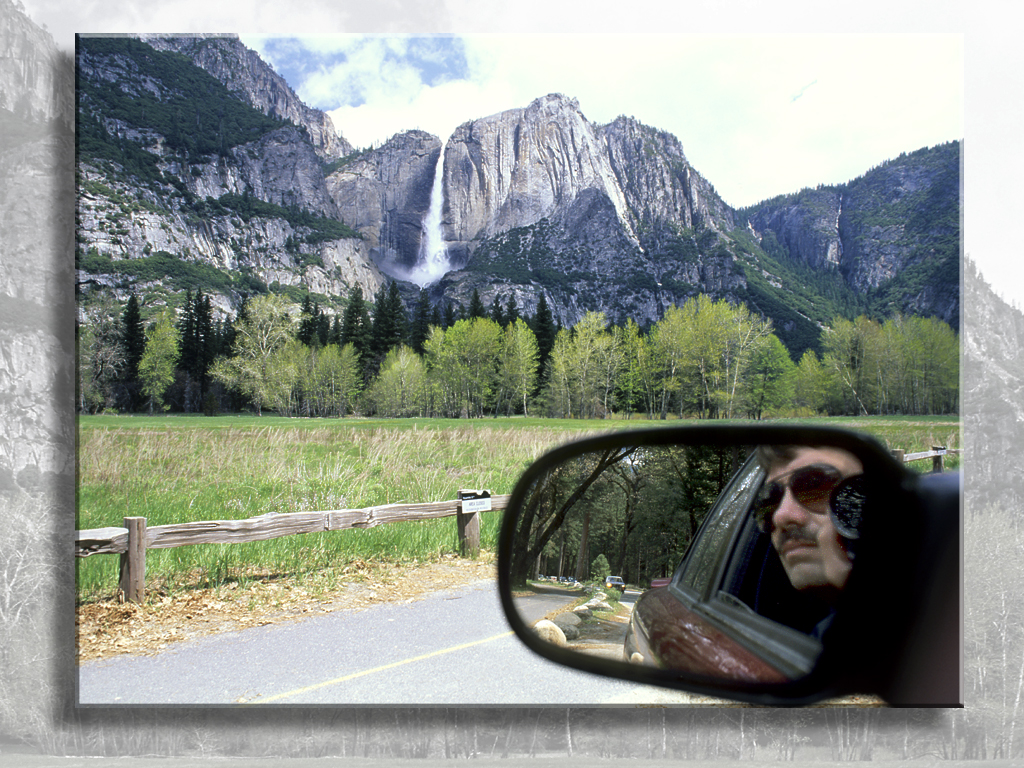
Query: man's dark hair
755 445 800 472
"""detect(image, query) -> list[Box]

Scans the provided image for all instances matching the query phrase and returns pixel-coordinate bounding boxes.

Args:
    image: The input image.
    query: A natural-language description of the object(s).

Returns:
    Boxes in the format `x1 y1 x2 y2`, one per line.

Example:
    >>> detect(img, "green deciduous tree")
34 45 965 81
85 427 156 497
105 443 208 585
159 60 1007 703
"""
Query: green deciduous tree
210 294 294 415
544 312 619 419
497 318 540 416
308 343 363 416
367 345 429 417
138 309 179 413
743 334 796 419
77 297 125 413
423 317 502 418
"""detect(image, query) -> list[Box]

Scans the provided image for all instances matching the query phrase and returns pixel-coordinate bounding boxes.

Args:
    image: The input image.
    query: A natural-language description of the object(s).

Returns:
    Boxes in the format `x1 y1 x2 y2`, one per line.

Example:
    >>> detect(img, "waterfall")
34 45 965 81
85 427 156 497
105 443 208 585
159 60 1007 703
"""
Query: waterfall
406 144 450 287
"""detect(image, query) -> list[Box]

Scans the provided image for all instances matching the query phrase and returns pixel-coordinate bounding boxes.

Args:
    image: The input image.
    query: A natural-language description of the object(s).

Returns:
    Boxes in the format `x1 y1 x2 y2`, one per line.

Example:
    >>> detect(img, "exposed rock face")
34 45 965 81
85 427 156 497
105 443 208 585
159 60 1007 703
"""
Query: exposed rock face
442 94 639 265
433 97 747 327
745 188 843 272
325 130 441 272
189 125 342 219
839 144 959 287
143 35 353 161
73 34 960 345
744 142 960 328
75 35 384 312
963 258 1024 509
600 115 735 235
0 0 73 126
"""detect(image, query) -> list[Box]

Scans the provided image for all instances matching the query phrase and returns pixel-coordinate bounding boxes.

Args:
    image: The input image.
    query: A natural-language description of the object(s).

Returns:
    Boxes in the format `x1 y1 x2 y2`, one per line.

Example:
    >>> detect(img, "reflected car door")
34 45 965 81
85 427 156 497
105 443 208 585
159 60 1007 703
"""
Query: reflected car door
626 454 823 682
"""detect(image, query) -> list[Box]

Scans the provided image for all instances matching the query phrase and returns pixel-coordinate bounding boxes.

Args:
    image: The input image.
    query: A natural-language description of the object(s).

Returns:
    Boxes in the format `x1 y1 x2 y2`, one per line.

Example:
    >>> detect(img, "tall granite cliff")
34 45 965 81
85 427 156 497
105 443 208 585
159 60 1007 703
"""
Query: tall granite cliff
743 142 960 329
964 257 1024 509
74 34 960 357
0 0 73 126
325 130 441 273
441 94 639 265
432 95 751 328
75 35 384 317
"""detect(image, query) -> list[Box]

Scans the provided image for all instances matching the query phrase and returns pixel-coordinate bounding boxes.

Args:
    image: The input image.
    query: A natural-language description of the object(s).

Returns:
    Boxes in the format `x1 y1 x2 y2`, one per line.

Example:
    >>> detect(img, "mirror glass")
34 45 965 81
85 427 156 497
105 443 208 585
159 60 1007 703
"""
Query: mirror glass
504 441 867 685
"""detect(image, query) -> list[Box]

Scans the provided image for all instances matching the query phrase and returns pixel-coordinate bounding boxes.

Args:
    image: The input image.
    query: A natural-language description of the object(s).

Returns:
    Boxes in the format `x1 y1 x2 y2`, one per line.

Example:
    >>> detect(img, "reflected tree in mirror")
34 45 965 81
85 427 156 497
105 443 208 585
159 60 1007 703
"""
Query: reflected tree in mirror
507 444 749 589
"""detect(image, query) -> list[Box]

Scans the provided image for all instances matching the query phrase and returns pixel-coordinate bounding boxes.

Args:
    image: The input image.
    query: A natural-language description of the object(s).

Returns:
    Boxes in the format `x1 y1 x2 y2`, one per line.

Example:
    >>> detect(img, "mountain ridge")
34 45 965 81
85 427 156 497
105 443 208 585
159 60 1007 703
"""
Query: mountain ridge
74 34 960 360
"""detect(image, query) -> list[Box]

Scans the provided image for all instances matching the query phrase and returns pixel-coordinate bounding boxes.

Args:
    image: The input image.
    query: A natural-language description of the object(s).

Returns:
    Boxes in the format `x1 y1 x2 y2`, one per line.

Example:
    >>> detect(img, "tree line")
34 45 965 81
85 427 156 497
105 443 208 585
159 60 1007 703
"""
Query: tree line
507 444 744 588
77 283 959 419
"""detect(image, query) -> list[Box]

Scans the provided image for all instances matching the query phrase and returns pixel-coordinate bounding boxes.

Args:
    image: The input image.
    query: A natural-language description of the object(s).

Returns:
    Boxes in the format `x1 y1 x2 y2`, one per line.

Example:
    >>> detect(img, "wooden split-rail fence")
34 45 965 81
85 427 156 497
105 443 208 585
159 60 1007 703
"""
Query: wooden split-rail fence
76 446 960 605
76 490 508 605
894 445 961 474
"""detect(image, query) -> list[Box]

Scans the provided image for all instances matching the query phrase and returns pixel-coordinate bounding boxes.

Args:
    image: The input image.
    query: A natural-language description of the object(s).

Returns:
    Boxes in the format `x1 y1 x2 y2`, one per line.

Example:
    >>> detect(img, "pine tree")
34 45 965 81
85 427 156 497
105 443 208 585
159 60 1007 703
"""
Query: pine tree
468 288 487 319
297 295 326 348
198 291 216 377
533 292 557 378
505 294 520 326
177 289 216 410
341 284 372 365
385 281 407 349
297 295 316 347
120 292 145 409
443 301 458 329
316 308 330 348
328 315 343 347
489 295 505 327
178 291 197 369
410 288 432 355
371 282 407 360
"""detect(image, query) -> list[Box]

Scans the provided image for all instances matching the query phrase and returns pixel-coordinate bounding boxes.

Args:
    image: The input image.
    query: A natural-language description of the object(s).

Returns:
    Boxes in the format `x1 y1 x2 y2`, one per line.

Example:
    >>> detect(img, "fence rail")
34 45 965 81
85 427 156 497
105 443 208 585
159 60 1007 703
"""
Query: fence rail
77 446 961 605
893 446 961 473
76 492 509 604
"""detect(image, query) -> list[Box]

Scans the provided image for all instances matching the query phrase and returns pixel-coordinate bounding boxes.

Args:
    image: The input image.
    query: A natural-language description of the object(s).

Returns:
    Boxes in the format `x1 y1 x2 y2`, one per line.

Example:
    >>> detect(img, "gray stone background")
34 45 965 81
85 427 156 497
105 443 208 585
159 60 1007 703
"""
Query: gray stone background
1 0 1019 763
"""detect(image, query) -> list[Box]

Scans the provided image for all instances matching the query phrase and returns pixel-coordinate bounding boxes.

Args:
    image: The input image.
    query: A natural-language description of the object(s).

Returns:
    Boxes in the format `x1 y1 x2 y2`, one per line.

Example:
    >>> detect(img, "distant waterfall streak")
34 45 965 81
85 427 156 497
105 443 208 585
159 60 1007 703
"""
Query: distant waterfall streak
407 145 450 287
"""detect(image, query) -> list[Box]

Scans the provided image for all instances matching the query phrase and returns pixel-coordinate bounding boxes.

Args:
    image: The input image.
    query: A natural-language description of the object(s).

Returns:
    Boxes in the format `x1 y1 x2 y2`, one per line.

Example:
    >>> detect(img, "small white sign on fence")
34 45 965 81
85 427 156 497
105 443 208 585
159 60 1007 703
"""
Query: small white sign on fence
462 497 492 513
460 489 492 513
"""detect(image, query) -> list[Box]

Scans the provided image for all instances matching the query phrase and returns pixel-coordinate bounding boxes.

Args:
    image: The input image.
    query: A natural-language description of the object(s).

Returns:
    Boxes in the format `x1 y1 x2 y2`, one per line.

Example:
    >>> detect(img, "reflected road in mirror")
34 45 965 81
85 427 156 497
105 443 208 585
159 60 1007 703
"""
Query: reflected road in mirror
513 580 640 662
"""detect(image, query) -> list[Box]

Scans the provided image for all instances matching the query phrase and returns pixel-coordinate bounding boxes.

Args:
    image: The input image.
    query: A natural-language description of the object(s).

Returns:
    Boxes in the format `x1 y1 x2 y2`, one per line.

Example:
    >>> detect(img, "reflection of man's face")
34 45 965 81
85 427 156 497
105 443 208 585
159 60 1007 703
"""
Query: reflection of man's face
764 447 862 603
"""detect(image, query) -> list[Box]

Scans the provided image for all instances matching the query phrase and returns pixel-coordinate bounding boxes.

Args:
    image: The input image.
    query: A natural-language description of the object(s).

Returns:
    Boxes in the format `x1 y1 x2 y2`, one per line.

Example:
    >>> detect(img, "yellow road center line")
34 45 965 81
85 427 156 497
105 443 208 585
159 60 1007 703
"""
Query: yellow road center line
250 631 514 704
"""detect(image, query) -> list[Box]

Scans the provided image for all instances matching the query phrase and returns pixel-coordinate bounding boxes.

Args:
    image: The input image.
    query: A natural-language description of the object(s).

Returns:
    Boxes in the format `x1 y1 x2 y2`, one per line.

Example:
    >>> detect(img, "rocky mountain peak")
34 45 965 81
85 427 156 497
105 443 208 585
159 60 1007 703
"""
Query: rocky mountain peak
442 91 637 265
142 35 353 162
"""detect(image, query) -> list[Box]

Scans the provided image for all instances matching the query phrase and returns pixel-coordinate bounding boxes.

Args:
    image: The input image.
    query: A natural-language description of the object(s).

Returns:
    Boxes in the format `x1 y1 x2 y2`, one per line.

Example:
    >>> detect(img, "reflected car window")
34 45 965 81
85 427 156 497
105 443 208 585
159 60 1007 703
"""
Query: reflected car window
679 458 762 596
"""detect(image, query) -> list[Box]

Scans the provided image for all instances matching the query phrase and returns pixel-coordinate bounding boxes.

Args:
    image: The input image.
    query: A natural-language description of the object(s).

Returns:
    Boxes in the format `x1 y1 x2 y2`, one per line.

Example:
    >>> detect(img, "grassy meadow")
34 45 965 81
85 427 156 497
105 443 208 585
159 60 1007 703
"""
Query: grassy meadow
76 414 960 602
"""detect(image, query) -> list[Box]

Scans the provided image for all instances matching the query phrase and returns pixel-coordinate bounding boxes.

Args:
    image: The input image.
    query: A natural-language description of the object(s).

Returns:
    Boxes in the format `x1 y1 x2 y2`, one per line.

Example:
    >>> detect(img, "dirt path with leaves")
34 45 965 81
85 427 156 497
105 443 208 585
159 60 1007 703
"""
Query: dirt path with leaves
77 554 497 662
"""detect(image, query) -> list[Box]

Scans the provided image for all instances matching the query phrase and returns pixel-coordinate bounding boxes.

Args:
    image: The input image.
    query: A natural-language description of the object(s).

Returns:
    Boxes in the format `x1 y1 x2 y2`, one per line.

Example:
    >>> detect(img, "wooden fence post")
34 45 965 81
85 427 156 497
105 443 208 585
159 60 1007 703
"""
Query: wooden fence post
893 449 905 465
457 490 487 558
119 516 147 604
932 446 946 473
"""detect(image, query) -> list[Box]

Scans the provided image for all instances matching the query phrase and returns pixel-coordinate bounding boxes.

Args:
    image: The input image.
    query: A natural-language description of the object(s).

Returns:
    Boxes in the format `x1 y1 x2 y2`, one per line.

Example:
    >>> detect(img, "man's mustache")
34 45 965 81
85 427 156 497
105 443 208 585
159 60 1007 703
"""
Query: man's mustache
775 526 817 548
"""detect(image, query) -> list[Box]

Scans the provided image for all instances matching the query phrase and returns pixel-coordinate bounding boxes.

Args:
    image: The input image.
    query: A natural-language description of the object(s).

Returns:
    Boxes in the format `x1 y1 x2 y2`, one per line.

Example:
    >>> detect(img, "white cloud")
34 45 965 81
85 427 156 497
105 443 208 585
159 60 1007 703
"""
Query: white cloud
248 33 960 208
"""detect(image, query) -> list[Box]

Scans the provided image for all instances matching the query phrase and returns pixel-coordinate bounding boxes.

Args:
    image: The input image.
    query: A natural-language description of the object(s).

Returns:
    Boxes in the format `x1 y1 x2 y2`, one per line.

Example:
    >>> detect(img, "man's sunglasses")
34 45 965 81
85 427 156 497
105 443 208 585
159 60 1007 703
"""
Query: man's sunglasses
753 463 843 533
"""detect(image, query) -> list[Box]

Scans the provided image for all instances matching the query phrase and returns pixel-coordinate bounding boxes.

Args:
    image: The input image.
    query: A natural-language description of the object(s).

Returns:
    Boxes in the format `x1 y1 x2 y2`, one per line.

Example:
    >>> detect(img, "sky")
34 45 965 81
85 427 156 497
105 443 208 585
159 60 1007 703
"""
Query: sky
17 0 1023 307
237 33 963 210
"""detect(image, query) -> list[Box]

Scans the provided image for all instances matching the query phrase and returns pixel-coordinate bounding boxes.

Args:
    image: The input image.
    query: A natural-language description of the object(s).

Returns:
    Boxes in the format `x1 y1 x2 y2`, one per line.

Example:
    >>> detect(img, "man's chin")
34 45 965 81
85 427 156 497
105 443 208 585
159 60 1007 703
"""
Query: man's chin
782 562 829 592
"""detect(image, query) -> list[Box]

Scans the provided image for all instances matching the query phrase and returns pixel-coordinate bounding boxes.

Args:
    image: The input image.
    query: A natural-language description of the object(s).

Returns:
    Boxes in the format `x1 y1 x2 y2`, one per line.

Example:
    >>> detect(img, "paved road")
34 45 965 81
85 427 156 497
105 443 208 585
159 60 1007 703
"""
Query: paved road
78 581 711 706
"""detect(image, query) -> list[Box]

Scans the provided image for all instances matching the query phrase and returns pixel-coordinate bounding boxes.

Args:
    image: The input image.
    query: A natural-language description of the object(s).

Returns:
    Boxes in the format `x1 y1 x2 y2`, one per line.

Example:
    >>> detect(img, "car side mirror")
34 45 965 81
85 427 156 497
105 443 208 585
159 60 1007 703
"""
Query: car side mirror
497 425 961 707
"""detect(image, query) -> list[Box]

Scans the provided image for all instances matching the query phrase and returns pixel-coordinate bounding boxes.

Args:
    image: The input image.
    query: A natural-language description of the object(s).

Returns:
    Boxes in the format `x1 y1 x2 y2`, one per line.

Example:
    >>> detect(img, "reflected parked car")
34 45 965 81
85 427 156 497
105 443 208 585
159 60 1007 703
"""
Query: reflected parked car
605 576 626 592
